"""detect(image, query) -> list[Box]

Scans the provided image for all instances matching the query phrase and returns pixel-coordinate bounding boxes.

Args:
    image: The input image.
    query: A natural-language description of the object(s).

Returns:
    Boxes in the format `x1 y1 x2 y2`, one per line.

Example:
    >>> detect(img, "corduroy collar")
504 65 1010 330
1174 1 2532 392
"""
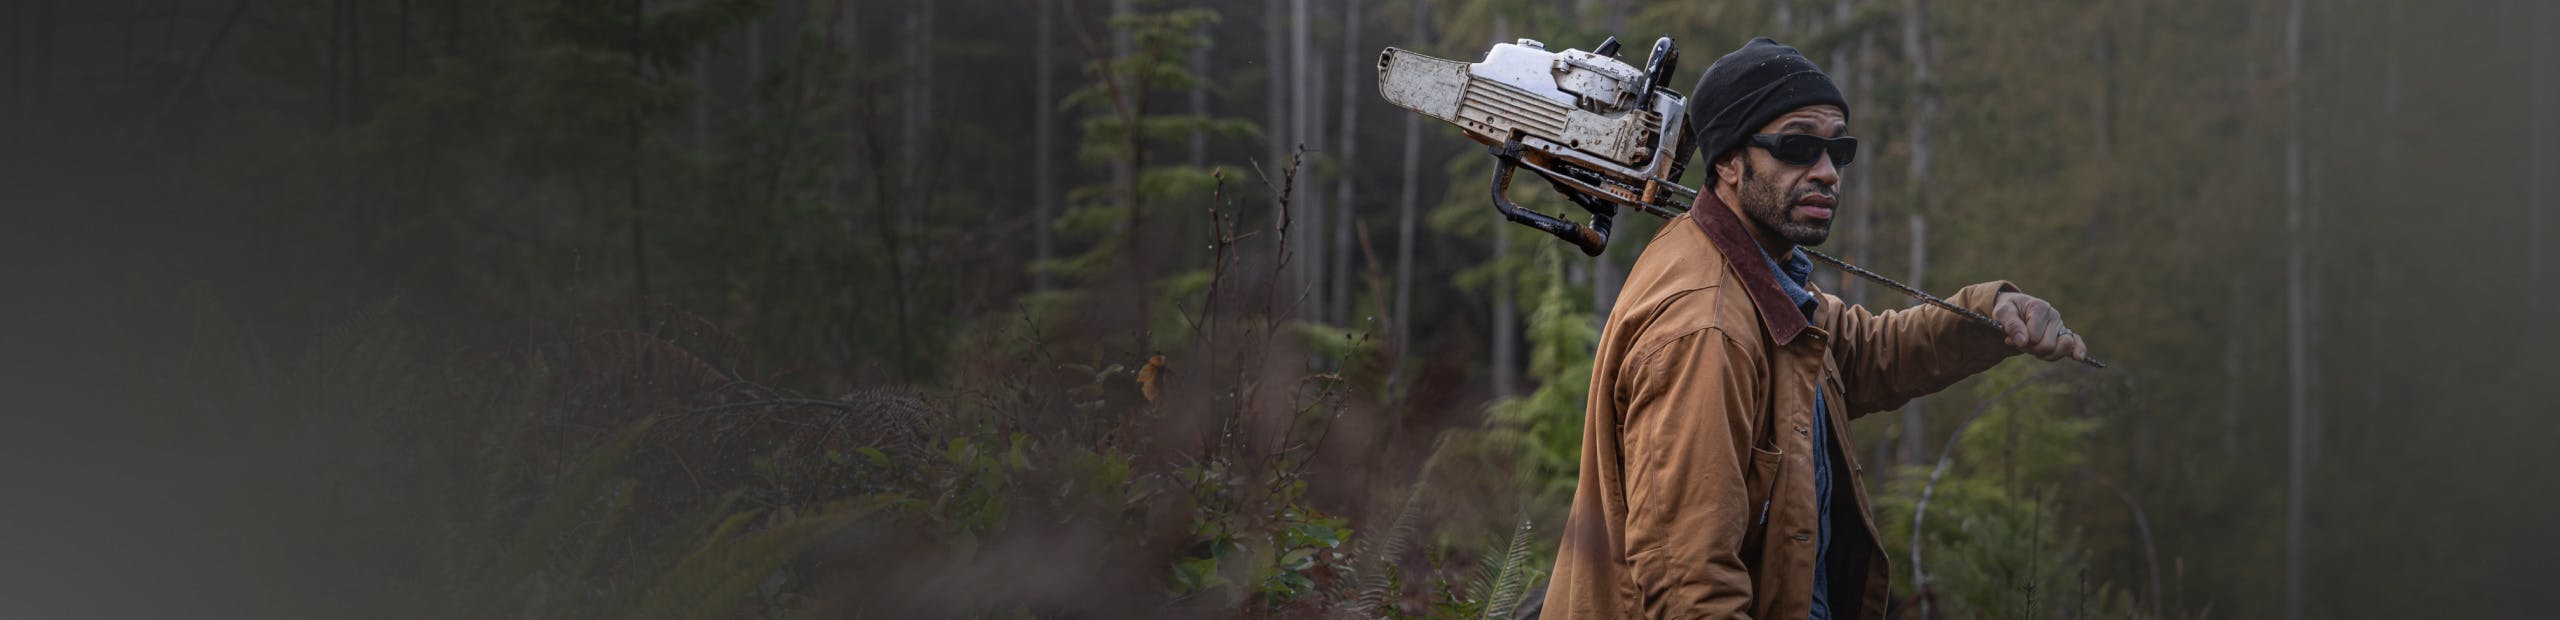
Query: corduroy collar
1688 191 1811 347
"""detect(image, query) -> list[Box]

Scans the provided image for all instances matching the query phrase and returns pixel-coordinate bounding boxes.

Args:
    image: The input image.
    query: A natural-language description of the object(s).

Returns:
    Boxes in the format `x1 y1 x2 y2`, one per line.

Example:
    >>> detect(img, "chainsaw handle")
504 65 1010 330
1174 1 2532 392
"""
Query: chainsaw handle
1489 140 1613 257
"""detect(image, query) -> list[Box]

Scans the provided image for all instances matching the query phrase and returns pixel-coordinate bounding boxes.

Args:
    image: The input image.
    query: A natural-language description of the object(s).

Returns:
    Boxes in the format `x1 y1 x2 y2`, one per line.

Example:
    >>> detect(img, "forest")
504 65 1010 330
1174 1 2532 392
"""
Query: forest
5 0 2558 618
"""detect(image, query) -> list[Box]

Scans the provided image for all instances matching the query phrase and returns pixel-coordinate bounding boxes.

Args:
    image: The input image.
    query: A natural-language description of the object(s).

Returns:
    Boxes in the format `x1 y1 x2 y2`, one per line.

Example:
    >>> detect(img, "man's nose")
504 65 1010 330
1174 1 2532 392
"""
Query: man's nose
1807 154 1841 187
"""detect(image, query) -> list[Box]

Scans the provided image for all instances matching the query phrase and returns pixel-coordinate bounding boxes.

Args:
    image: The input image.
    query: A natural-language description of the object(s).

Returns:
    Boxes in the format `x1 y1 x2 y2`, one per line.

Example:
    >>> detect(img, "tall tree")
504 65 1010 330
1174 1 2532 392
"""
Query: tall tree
1035 0 1059 292
1287 0 1332 323
1188 3 1210 169
627 0 651 328
2284 0 2309 617
1330 0 1361 325
1265 0 1289 242
1489 15 1516 398
2532 2 2554 342
1896 0 1936 466
1392 0 1424 384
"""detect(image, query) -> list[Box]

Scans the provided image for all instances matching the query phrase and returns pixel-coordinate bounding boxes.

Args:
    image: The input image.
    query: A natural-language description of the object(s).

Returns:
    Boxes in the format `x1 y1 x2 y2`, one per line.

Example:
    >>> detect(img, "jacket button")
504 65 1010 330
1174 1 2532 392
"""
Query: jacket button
1795 424 1809 435
1792 533 1811 542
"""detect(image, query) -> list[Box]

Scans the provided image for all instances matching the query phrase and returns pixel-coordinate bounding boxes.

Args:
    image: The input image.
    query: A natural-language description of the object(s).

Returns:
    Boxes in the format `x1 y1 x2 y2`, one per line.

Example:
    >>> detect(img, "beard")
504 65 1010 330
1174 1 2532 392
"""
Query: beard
1738 159 1835 247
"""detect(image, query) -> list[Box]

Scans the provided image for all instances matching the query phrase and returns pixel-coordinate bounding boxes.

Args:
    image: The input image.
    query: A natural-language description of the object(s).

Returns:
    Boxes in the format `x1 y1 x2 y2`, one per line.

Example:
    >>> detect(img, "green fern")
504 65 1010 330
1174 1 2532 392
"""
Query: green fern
1480 518 1538 620
469 415 663 618
1338 438 1447 616
615 494 899 620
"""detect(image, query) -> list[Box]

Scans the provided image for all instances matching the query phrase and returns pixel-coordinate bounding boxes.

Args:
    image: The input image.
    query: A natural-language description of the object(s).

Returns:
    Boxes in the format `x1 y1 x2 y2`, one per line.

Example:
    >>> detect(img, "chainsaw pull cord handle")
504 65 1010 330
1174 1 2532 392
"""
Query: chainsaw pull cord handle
1489 139 1613 257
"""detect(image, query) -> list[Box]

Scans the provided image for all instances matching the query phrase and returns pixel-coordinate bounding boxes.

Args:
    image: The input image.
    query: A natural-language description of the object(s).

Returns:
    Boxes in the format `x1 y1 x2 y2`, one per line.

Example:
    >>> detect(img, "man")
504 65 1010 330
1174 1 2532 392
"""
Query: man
1538 38 2087 619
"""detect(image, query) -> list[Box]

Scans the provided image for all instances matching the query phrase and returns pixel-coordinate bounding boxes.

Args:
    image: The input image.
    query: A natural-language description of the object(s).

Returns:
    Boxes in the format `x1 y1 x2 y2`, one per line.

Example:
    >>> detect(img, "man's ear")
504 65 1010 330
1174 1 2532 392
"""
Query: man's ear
1711 150 1744 189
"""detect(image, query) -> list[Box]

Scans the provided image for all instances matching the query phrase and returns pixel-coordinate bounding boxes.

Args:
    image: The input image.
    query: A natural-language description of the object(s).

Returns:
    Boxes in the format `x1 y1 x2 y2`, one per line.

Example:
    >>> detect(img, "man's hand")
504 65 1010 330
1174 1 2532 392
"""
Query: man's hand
1990 292 2088 362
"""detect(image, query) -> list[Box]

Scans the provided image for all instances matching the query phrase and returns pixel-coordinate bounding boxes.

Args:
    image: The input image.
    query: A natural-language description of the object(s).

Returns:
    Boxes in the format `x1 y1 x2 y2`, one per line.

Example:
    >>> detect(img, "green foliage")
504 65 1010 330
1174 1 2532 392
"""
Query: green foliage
72 0 2470 616
1870 364 2125 618
1460 519 1542 620
1484 245 1597 503
1043 2 1245 290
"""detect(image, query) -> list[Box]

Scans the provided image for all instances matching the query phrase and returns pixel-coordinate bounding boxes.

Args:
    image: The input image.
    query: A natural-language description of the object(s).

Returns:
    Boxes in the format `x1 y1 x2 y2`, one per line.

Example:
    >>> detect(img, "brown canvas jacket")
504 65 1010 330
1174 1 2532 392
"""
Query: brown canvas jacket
1540 193 2022 620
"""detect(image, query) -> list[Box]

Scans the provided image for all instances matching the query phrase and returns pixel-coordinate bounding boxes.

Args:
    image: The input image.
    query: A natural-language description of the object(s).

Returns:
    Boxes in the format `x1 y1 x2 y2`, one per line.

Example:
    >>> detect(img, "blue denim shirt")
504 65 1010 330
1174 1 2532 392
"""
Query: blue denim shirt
1757 244 1836 620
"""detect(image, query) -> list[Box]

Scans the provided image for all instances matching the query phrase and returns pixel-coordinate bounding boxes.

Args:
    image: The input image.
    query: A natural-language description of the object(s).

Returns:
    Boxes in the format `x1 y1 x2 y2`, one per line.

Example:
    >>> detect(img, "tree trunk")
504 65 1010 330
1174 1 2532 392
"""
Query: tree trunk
1900 214 1928 466
1189 8 1210 169
1116 0 1154 331
1490 16 1516 399
629 0 651 329
327 0 343 128
1895 0 1934 468
906 0 932 208
693 43 712 151
2226 275 2244 458
1265 0 1288 240
1034 0 1058 292
1330 0 1361 326
1292 0 1328 323
747 11 764 123
2532 1 2554 345
1829 0 1860 303
1111 0 1135 249
2283 0 2308 616
1393 0 1423 386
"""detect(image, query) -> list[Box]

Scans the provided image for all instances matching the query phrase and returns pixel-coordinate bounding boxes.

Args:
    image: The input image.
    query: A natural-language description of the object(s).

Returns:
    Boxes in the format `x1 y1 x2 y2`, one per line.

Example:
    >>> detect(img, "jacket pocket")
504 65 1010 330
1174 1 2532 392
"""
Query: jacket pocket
1740 444 1785 556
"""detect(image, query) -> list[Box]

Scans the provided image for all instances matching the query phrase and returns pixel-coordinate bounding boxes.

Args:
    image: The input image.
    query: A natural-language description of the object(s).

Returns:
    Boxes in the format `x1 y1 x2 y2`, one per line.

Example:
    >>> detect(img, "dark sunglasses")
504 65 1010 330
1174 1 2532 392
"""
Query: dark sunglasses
1749 133 1858 168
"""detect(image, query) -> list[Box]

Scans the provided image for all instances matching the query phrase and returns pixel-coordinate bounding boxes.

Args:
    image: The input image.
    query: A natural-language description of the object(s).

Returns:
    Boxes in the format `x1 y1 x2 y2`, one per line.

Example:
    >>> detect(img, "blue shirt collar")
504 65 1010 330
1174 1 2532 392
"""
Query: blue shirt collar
1750 238 1820 320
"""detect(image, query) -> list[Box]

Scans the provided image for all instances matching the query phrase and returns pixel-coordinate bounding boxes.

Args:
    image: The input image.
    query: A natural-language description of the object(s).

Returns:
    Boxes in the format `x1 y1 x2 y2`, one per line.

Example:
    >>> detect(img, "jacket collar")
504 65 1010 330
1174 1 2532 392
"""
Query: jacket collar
1689 191 1811 347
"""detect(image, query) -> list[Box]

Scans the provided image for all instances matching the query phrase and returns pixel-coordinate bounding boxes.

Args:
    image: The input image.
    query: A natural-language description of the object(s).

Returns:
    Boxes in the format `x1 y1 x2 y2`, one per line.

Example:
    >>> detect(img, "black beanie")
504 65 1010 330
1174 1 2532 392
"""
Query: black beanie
1685 38 1849 181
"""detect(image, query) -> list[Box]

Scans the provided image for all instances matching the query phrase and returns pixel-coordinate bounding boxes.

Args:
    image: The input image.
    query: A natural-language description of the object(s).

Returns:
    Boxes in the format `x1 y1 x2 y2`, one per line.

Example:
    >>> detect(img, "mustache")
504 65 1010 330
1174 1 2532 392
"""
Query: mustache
1789 184 1838 202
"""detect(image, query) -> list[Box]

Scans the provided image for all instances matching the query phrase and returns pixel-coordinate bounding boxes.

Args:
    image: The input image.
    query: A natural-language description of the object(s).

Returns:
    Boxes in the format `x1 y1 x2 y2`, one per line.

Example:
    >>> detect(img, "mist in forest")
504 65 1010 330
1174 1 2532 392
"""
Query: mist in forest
3 0 2555 618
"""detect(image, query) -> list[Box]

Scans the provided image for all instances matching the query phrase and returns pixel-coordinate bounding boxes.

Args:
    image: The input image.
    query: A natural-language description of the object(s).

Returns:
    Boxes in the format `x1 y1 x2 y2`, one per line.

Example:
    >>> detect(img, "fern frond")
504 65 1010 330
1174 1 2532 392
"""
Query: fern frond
1481 518 1536 620
617 494 899 620
475 415 662 617
1345 437 1449 616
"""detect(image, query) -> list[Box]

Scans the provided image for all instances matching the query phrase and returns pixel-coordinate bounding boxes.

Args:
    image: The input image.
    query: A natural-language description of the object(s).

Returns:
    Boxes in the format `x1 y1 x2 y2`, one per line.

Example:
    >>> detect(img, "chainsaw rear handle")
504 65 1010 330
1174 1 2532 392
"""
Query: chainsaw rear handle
1489 140 1615 256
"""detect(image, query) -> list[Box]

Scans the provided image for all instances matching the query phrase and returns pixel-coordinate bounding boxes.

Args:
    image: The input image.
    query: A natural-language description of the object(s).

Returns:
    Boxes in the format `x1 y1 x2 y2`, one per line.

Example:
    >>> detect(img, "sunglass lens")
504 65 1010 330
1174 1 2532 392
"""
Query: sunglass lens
1777 136 1826 165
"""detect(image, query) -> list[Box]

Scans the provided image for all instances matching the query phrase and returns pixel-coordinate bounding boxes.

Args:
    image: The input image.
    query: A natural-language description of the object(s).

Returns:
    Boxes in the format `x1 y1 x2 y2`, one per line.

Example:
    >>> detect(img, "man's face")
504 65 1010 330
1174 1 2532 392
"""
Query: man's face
1715 105 1847 247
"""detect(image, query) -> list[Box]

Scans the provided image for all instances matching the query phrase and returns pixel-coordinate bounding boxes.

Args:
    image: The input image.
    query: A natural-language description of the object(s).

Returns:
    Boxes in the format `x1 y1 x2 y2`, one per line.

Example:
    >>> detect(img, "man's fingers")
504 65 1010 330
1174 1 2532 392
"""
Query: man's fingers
2067 332 2089 361
1991 297 2026 346
2029 304 2060 349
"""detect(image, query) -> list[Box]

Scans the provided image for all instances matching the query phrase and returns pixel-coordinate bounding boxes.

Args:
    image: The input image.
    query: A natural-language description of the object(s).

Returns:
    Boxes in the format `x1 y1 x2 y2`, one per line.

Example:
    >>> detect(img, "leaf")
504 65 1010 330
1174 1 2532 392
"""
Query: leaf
1137 354 1168 402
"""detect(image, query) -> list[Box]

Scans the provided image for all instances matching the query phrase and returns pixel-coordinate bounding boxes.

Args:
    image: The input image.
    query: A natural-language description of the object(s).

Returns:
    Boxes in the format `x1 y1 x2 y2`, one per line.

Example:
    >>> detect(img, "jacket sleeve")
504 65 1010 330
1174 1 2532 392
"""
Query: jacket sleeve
1620 326 1764 619
1828 280 2024 417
